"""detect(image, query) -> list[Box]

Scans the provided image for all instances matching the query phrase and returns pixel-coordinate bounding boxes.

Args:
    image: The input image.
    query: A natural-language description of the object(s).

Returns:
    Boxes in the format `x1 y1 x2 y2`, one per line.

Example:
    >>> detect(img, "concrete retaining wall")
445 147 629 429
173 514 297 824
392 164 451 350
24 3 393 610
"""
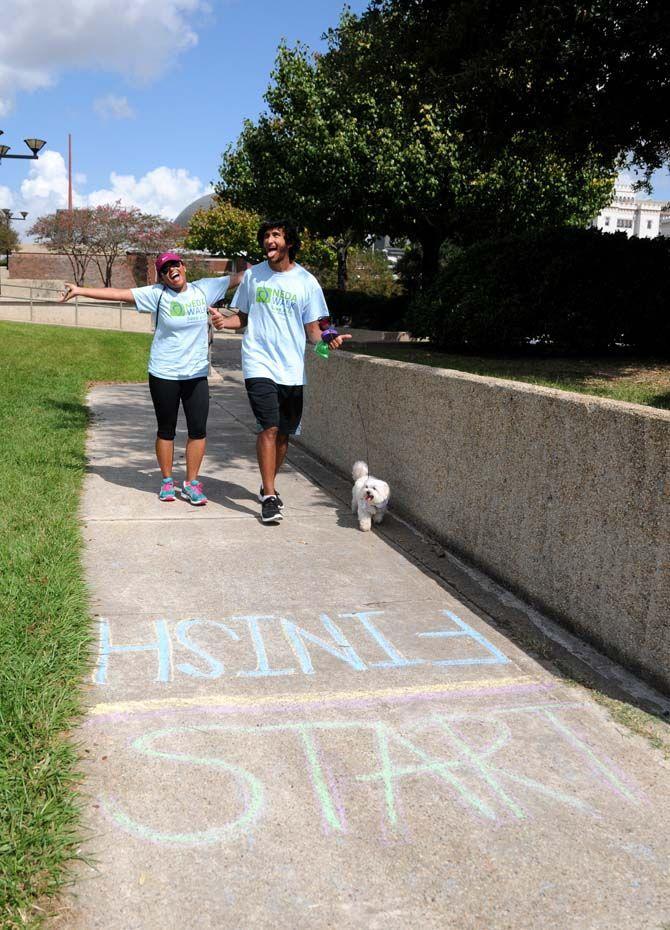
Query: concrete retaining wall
0 300 153 332
299 350 670 692
341 328 420 343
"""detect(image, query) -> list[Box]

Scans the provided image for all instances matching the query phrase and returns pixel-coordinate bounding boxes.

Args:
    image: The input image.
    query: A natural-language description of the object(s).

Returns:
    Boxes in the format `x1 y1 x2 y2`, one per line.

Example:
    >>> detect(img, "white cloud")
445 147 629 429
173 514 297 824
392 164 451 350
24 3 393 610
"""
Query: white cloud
94 94 136 120
0 185 16 210
14 150 210 228
88 166 212 219
20 151 77 220
0 0 210 113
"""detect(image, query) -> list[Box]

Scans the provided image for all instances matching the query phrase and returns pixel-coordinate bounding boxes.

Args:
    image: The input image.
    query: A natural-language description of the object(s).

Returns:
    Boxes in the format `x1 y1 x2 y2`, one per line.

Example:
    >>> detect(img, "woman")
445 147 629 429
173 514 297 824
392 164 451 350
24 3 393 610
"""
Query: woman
62 253 243 504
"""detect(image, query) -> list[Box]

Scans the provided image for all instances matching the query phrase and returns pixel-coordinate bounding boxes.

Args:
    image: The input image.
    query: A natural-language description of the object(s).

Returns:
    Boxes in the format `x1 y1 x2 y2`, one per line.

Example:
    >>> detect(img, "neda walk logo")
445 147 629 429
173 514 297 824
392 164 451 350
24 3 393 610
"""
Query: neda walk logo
167 297 206 319
257 284 298 313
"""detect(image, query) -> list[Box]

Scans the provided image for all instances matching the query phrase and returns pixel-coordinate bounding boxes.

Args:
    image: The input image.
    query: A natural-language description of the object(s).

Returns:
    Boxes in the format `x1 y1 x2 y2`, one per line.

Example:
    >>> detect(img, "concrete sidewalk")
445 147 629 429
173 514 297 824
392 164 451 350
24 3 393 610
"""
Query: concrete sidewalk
65 340 670 929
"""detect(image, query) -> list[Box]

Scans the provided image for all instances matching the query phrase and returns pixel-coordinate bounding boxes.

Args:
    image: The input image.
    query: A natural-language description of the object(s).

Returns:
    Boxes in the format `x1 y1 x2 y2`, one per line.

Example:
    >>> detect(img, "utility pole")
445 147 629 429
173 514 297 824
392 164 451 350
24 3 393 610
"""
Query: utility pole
68 134 73 214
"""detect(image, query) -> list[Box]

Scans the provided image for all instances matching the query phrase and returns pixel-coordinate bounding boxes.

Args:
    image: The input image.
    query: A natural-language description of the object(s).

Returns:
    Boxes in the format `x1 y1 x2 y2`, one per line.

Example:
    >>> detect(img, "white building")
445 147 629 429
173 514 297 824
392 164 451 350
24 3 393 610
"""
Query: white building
370 235 406 268
592 183 670 238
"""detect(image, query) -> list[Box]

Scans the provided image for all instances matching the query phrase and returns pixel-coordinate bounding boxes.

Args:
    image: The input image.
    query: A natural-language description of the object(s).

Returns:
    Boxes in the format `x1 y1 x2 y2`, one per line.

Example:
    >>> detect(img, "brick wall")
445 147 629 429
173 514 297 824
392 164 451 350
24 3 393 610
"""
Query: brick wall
9 251 142 287
9 251 240 286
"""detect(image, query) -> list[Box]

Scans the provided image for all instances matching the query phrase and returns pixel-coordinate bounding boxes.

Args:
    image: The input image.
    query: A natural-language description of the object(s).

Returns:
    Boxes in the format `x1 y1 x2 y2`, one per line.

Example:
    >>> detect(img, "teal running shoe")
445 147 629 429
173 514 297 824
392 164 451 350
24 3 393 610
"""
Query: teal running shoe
159 477 176 502
181 479 208 506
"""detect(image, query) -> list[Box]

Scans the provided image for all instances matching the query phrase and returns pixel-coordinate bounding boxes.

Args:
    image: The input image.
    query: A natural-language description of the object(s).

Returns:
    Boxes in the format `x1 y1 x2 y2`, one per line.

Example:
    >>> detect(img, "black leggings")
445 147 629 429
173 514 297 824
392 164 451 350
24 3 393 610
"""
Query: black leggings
148 375 209 440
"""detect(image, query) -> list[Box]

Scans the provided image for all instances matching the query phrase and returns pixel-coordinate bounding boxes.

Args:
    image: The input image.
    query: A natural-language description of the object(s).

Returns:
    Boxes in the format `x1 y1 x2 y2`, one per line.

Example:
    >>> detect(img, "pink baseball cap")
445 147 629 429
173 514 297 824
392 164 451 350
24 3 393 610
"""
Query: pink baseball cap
155 252 183 275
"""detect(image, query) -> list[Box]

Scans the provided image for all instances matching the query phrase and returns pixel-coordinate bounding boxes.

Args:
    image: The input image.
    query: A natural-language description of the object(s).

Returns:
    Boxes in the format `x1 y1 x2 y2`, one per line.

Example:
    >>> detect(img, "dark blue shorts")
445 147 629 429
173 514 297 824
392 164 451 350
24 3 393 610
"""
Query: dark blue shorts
245 378 303 435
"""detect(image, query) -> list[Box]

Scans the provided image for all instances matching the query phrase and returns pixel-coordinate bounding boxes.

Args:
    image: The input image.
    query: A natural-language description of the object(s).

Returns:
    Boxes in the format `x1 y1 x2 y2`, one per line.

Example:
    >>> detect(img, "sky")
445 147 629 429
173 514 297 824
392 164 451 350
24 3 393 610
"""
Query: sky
1 0 669 238
0 0 369 234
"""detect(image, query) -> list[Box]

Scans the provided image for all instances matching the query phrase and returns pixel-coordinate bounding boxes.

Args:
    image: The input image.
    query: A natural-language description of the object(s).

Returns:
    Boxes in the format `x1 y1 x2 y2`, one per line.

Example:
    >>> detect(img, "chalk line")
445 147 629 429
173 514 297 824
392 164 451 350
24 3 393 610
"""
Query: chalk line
88 674 549 718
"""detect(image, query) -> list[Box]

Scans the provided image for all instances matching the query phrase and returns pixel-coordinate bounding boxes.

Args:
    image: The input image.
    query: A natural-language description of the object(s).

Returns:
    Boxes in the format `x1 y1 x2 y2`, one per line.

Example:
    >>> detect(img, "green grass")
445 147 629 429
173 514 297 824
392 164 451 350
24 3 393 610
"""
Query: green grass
345 345 670 409
0 323 150 927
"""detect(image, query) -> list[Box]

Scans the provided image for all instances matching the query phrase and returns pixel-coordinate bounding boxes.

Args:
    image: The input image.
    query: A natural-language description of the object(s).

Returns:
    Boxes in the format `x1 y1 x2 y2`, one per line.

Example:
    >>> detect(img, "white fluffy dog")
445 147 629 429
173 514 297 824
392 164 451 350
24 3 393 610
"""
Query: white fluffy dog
351 461 391 532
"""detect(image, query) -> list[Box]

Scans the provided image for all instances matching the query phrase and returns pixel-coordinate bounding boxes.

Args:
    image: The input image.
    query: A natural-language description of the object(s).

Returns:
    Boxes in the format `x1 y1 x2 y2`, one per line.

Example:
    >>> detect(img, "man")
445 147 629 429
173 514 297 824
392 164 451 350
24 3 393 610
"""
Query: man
210 219 350 523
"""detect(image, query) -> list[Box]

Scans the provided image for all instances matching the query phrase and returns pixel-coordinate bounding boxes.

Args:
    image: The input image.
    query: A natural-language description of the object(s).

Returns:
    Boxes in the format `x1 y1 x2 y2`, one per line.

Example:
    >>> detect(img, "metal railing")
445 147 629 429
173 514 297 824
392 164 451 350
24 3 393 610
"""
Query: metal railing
0 281 134 329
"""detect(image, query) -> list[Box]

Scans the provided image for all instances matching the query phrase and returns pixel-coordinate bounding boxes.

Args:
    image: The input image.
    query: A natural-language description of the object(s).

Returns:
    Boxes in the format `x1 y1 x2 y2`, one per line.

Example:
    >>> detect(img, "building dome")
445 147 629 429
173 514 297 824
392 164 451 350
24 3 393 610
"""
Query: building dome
173 194 216 228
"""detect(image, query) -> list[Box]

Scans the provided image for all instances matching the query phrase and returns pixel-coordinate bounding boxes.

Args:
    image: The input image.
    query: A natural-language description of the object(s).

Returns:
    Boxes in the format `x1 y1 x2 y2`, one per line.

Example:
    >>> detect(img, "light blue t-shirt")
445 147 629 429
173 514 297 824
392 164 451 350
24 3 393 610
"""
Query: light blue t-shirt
131 277 230 380
232 262 328 385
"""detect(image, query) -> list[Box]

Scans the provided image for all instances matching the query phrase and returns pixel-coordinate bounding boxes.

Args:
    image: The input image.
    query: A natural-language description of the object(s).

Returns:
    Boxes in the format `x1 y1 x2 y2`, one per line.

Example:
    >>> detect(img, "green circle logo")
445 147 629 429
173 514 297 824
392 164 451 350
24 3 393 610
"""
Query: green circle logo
169 301 185 317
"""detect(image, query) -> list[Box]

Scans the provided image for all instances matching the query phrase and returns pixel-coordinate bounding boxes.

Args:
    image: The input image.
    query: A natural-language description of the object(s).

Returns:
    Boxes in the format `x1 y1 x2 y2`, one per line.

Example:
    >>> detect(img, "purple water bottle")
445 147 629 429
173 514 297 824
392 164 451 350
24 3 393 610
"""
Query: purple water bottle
315 316 338 358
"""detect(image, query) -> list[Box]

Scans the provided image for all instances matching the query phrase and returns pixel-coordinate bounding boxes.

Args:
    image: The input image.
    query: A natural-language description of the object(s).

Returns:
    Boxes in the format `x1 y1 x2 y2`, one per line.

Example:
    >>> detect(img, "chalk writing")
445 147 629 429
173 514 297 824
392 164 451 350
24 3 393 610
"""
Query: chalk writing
95 618 172 685
102 731 264 846
93 608 511 686
418 609 510 666
175 619 239 679
235 615 294 678
340 611 423 669
282 615 367 675
100 702 639 847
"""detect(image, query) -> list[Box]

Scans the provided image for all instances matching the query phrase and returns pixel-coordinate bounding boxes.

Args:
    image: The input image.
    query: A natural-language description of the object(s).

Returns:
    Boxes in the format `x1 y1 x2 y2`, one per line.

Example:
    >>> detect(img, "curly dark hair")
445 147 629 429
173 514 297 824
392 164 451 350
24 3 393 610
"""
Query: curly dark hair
257 219 301 261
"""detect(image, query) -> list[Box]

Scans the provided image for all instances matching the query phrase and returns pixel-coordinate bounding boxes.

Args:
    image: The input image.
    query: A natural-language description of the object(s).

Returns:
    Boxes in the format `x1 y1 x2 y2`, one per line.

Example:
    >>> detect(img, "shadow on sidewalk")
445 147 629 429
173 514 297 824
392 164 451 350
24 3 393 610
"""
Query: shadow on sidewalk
87 464 259 516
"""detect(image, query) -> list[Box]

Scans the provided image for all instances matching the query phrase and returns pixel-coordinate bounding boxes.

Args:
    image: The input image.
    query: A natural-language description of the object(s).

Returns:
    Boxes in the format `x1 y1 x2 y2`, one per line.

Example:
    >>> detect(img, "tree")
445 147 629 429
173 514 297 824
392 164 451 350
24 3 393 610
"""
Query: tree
218 15 614 290
317 7 614 282
217 43 376 290
30 204 180 286
89 203 179 287
30 209 98 286
297 234 336 284
338 0 670 182
132 215 184 257
184 200 263 263
0 220 19 267
185 197 337 280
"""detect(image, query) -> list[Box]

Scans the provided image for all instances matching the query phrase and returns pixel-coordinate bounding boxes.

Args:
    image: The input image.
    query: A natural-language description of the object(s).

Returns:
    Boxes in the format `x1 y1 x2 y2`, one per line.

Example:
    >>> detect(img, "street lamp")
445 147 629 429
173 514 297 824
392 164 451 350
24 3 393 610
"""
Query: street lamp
0 131 47 162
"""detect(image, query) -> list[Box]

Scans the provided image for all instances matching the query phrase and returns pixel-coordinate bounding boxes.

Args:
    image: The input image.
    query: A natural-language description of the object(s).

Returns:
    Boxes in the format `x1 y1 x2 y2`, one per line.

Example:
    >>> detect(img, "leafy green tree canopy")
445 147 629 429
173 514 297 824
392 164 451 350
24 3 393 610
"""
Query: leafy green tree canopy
360 0 670 180
319 5 615 278
184 200 263 262
217 42 377 288
219 8 615 287
218 0 669 287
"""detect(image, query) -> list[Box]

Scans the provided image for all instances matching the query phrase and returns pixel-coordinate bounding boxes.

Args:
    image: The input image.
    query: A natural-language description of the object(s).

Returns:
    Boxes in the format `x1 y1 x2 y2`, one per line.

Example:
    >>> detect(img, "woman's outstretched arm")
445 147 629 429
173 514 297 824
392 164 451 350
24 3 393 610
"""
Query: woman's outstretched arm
61 283 136 303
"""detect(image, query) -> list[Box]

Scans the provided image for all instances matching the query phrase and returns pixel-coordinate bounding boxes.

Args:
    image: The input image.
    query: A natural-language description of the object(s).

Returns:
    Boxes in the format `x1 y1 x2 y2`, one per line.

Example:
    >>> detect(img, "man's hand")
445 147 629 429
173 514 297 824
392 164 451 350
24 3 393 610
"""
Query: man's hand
61 283 79 303
304 320 352 349
326 333 352 351
209 307 226 330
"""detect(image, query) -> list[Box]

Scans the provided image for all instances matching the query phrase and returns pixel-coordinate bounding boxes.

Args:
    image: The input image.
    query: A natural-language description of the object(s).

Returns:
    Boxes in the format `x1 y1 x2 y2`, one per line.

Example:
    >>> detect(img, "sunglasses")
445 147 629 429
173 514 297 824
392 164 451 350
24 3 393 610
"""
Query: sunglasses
160 261 183 274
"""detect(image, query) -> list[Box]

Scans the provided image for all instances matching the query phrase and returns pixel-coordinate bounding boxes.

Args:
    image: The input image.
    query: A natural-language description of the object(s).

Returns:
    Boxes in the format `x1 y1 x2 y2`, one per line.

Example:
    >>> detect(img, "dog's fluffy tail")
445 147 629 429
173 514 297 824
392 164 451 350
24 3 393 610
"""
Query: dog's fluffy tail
352 460 369 481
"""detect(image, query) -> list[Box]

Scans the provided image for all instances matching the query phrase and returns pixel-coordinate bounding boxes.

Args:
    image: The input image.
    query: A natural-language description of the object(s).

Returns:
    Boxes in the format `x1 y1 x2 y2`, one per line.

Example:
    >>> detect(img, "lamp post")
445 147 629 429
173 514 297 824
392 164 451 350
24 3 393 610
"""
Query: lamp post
0 132 47 162
1 209 28 290
0 132 45 292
